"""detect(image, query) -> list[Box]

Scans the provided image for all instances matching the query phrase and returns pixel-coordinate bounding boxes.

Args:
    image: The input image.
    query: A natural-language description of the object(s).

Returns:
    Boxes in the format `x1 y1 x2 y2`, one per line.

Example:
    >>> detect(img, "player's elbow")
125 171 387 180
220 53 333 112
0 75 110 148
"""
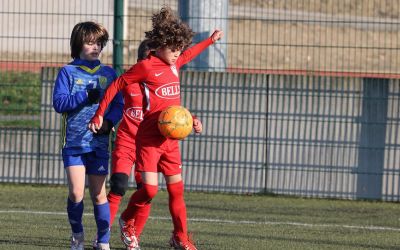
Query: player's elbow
53 103 63 113
53 99 67 113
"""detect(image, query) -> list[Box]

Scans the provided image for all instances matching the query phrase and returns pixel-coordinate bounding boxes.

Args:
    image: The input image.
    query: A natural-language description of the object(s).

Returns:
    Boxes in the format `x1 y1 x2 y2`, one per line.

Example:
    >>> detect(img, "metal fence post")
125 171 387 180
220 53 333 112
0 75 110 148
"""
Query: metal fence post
113 0 124 76
356 78 389 199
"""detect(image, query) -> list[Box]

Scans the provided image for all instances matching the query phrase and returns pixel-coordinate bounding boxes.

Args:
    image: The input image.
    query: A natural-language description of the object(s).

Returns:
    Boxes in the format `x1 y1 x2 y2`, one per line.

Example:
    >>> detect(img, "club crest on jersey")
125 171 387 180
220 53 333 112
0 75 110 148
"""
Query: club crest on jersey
99 76 108 89
125 107 144 121
155 82 180 99
170 65 178 77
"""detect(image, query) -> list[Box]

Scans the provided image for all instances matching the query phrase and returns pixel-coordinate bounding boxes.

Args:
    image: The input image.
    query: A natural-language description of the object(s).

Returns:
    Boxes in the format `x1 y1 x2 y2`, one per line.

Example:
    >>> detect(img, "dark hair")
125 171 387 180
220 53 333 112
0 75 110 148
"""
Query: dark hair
145 7 195 51
137 39 154 61
70 21 109 59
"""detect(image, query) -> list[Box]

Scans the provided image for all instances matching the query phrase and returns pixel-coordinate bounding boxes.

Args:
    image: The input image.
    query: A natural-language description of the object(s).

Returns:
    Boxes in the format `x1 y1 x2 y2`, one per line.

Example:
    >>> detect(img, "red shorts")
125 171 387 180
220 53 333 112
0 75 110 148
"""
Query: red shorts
135 139 182 176
111 144 136 175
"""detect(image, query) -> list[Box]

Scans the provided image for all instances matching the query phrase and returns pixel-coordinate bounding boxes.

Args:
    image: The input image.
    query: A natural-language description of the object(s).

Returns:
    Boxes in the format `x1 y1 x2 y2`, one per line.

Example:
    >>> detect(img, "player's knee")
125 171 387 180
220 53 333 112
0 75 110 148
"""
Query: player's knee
69 188 84 202
110 173 129 196
167 182 184 197
143 184 158 200
92 192 107 204
171 186 184 196
69 192 84 203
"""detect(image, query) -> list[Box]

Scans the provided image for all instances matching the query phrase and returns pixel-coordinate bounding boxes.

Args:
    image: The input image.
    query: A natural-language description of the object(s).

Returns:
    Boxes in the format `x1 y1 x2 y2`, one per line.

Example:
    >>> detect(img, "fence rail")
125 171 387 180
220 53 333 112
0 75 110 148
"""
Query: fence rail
0 68 268 194
267 76 400 201
3 68 400 200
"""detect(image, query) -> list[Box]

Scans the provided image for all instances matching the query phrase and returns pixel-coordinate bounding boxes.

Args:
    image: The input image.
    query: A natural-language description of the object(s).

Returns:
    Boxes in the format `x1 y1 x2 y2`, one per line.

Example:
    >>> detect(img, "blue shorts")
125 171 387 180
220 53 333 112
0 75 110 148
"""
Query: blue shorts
62 151 109 175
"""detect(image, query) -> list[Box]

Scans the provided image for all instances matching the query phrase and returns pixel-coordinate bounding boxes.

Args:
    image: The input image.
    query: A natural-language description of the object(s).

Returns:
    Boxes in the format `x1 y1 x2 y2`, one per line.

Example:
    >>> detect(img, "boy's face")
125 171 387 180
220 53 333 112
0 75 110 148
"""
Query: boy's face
79 41 102 61
157 47 181 65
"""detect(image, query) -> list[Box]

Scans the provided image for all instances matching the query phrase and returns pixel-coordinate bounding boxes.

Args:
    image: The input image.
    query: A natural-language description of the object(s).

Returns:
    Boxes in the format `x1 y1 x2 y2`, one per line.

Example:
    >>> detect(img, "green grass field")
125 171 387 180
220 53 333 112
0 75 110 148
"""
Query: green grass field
0 71 40 115
0 71 41 128
0 184 400 249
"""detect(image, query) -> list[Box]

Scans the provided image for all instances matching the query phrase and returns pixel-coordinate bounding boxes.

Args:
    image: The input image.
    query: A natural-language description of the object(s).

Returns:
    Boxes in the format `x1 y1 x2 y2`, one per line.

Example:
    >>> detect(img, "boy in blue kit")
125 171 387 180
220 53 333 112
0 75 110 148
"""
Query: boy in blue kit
52 21 123 250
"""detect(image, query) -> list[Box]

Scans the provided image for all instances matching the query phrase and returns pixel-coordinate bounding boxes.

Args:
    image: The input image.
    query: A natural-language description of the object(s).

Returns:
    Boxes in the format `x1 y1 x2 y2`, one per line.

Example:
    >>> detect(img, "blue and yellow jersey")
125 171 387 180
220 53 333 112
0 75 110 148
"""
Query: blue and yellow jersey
52 59 123 155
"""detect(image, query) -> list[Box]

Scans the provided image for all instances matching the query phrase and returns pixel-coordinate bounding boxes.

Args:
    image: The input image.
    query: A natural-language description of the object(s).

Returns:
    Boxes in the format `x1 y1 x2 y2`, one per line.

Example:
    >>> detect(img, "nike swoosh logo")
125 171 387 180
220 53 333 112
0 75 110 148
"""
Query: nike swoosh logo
155 72 164 77
130 93 140 96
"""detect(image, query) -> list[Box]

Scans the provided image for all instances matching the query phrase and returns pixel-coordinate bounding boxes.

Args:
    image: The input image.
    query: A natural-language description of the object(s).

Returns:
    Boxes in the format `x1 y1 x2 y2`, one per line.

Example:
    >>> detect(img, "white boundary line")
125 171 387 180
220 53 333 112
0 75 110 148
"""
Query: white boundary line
1 210 400 232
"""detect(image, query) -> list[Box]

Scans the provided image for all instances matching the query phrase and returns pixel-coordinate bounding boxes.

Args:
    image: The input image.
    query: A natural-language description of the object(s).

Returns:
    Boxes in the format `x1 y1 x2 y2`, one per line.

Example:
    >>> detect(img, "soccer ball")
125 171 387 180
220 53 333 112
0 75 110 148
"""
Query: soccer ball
158 105 193 140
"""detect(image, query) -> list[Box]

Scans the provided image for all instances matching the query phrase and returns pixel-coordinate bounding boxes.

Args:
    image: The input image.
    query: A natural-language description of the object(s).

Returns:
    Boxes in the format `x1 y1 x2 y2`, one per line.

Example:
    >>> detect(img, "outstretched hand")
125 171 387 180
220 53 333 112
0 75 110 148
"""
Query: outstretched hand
88 115 103 133
193 118 203 134
211 29 224 42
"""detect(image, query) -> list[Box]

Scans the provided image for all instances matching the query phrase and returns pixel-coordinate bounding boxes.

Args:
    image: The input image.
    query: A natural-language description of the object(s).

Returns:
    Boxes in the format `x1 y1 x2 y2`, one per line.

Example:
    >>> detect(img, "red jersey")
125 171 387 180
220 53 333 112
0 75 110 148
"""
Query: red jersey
96 37 214 143
114 82 145 148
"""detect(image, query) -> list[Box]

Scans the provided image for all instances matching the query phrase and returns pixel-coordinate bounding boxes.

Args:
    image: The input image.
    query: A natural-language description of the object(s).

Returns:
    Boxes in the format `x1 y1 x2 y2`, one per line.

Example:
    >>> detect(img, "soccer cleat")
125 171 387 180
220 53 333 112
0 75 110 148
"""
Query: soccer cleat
95 242 110 250
70 232 84 250
119 217 140 250
169 232 198 250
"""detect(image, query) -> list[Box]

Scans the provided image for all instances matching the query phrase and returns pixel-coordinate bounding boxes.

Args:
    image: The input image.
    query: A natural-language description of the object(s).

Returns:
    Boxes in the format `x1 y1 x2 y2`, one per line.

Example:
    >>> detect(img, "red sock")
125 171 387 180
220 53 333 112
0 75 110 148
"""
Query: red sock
121 183 158 222
167 181 187 235
107 192 122 227
134 203 151 237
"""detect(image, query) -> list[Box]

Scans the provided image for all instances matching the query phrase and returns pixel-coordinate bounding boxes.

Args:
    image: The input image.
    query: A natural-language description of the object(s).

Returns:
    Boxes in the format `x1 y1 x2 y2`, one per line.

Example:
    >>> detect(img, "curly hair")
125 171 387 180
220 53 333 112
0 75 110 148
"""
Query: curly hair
145 7 195 51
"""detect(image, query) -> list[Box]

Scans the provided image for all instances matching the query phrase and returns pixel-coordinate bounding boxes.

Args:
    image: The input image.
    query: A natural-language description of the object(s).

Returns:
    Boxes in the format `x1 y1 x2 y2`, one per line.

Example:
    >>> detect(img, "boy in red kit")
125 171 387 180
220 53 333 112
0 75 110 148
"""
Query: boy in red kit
89 7 222 250
106 39 203 243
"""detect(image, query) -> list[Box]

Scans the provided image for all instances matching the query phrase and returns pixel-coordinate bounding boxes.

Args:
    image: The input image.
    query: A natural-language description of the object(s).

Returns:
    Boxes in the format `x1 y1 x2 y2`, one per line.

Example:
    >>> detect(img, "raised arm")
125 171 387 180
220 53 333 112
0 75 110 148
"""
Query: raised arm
176 29 224 68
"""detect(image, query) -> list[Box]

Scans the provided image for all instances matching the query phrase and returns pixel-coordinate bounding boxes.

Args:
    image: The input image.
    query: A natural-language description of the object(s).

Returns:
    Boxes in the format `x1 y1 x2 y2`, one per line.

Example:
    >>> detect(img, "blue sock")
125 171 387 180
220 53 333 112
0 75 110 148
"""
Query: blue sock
94 202 110 243
67 198 84 234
